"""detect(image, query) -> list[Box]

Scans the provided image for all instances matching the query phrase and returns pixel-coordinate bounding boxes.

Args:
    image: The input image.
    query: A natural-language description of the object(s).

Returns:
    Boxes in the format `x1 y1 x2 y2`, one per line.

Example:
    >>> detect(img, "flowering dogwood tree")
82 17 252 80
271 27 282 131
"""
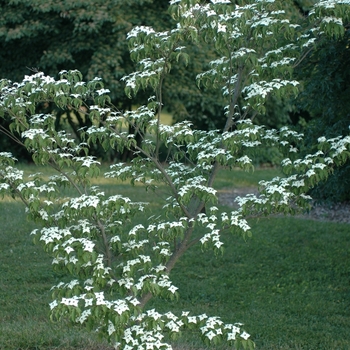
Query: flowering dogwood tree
1 0 350 349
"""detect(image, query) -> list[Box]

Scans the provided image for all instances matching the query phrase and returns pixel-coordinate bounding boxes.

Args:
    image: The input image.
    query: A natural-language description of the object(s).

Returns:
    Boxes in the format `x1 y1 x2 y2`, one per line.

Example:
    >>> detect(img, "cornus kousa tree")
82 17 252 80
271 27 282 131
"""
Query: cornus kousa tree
1 0 350 349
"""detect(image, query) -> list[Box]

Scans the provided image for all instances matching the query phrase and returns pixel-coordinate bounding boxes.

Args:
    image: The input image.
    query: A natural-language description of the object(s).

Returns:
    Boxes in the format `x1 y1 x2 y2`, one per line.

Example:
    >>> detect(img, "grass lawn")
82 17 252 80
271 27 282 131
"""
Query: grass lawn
0 165 349 349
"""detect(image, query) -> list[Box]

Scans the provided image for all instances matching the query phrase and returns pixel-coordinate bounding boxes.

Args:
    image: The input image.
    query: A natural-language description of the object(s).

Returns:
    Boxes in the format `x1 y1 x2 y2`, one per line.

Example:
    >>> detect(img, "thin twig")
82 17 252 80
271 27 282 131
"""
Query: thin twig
48 160 84 196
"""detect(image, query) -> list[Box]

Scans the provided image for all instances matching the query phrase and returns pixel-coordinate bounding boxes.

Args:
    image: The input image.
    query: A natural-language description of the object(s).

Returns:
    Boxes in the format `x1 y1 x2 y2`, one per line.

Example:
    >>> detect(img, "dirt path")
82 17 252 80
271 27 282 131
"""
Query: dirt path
218 187 350 224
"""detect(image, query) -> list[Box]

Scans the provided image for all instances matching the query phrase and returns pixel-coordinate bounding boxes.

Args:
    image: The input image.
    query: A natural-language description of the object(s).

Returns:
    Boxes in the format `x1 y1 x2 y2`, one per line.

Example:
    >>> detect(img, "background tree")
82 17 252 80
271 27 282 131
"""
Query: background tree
294 28 350 202
0 0 313 146
0 0 172 93
2 0 342 151
0 0 172 160
1 1 350 349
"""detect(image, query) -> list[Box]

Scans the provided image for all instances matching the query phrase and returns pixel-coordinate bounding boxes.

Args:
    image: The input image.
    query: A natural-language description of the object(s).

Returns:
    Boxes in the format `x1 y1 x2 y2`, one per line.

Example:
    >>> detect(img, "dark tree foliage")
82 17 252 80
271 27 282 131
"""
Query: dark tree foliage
163 41 227 130
294 30 350 202
0 0 172 160
0 0 171 97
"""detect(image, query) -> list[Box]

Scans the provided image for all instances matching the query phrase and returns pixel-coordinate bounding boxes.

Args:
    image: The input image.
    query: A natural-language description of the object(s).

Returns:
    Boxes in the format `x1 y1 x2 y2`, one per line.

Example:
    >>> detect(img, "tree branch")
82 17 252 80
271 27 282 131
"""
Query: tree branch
0 125 26 147
138 224 195 309
48 160 84 196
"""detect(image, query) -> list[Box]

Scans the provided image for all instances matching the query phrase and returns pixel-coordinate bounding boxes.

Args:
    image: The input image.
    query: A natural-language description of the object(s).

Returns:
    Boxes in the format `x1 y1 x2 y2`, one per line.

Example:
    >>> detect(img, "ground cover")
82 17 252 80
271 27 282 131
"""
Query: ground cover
0 165 349 349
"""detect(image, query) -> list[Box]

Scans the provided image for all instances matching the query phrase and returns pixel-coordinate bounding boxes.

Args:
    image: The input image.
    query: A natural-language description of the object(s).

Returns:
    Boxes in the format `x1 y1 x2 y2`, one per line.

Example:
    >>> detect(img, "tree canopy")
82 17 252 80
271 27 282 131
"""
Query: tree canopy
0 0 172 160
0 0 171 101
293 29 350 201
1 0 350 197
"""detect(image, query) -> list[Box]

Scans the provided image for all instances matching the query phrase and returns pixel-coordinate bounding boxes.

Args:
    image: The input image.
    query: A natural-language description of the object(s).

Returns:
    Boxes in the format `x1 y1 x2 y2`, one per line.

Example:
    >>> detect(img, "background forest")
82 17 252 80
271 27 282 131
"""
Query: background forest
1 0 349 202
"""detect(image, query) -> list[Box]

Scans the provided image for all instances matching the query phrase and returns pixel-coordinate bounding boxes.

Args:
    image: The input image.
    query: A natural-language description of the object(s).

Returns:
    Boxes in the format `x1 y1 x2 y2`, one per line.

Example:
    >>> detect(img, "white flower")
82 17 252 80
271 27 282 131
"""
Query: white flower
114 302 128 315
76 309 91 324
166 320 180 332
108 320 116 335
147 309 162 320
64 246 74 254
188 316 197 323
0 183 10 190
0 152 16 159
236 155 252 164
206 330 216 340
96 88 110 96
127 297 140 306
95 292 105 305
228 332 236 340
168 285 178 294
61 297 79 307
322 16 343 26
83 240 95 252
217 23 227 32
198 313 208 321
165 311 178 321
306 169 316 177
292 180 305 187
214 241 224 249
240 331 250 340
206 222 216 230
313 163 326 170
49 300 58 310
232 325 241 332
67 280 79 289
84 298 93 307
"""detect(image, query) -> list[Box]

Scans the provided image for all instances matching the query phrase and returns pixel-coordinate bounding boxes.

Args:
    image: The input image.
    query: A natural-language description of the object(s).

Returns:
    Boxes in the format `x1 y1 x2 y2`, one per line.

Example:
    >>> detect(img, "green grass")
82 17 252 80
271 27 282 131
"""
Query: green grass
1 165 349 349
160 217 350 350
213 166 283 189
160 110 173 126
0 200 113 350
